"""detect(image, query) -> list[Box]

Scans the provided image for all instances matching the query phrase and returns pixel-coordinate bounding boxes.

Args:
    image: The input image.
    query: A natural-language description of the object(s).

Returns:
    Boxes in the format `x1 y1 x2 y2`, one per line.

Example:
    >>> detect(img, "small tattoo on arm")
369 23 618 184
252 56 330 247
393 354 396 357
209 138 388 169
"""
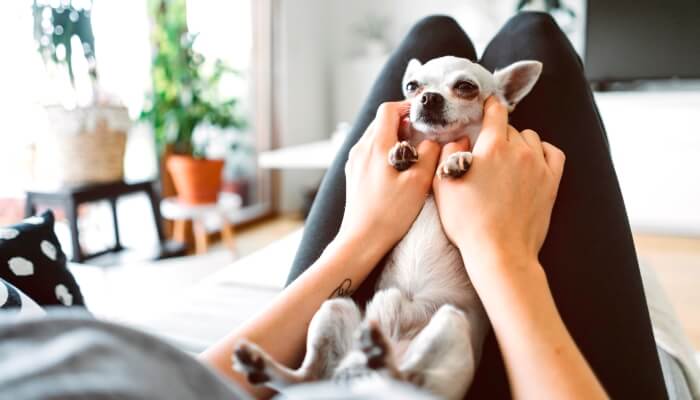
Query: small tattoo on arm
329 278 352 299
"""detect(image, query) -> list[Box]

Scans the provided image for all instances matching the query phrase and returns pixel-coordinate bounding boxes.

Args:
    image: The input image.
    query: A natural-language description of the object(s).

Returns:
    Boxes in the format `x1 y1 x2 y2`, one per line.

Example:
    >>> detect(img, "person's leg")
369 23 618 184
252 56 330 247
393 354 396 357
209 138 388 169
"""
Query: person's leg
286 16 477 305
468 12 667 399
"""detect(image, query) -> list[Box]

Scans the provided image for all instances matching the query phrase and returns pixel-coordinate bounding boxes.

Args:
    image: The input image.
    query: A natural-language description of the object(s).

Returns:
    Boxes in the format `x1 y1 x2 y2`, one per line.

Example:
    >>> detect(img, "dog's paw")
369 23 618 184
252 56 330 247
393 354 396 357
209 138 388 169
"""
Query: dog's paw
388 141 418 171
437 151 472 178
232 340 271 385
358 320 391 370
404 370 426 387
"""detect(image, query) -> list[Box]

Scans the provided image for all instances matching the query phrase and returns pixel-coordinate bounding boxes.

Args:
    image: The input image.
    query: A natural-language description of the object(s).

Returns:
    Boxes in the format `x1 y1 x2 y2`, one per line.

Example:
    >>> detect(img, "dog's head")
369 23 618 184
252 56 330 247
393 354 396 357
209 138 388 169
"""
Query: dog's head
402 56 542 141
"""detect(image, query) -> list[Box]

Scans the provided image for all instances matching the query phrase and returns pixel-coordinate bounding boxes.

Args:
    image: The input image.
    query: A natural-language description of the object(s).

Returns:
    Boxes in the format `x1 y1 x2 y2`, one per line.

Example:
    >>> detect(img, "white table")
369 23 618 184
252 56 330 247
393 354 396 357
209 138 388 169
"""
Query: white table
258 139 342 170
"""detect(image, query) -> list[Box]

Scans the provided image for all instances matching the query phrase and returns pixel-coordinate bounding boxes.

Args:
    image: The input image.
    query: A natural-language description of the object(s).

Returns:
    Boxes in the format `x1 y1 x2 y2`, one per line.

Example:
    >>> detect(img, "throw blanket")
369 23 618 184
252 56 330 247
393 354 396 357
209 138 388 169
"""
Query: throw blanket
639 261 700 399
0 311 250 400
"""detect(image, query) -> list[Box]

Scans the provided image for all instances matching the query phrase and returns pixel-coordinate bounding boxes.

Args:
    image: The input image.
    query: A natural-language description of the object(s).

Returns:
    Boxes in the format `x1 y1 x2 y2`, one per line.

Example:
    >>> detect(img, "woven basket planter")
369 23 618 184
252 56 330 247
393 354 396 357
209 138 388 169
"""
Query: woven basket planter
45 105 130 185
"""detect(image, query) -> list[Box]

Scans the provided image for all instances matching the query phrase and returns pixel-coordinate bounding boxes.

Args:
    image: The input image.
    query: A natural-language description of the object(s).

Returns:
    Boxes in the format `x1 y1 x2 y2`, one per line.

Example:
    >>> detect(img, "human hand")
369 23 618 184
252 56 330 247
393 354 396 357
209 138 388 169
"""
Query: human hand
433 97 565 266
337 101 441 255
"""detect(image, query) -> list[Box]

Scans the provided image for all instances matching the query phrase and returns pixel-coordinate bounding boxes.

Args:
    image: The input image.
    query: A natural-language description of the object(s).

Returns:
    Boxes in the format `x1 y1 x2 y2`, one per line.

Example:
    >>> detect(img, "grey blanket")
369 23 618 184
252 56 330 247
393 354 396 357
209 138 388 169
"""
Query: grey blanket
0 311 434 400
0 310 250 400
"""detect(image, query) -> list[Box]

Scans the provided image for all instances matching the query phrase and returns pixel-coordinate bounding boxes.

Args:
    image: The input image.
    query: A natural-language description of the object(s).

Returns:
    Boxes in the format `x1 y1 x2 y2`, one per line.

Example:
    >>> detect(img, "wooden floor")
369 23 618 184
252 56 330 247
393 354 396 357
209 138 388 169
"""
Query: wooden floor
235 215 304 258
634 234 700 350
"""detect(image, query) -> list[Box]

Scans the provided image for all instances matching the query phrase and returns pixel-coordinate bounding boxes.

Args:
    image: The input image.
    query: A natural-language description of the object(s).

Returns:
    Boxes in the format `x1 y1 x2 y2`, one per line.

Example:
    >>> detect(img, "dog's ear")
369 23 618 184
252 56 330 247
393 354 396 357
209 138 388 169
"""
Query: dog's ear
402 58 422 96
493 61 542 111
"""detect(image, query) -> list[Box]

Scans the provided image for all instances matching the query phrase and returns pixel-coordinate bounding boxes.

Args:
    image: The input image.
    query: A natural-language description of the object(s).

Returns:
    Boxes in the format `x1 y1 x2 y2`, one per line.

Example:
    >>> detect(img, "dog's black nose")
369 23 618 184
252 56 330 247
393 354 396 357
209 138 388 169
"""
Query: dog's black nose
421 92 444 110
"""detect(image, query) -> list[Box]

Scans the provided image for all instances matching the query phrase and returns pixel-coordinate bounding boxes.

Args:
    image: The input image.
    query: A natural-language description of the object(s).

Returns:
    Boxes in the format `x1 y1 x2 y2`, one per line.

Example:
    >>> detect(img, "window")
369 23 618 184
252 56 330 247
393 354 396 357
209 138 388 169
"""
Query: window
0 0 274 250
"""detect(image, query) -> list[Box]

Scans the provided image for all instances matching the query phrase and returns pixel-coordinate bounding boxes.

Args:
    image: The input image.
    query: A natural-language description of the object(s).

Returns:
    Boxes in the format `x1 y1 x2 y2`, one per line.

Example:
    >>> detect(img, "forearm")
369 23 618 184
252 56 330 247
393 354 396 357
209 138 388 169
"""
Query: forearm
462 246 608 400
199 232 386 396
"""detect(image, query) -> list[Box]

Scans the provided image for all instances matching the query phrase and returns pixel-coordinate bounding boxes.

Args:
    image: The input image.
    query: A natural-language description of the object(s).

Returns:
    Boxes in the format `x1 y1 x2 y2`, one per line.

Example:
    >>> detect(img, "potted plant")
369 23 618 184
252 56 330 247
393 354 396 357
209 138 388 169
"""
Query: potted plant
32 0 130 185
140 0 246 205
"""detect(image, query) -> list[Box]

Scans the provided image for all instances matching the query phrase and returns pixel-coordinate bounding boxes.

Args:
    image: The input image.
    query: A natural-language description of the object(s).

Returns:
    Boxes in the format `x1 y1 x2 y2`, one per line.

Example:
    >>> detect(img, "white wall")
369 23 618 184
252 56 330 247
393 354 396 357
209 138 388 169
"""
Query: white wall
274 0 332 212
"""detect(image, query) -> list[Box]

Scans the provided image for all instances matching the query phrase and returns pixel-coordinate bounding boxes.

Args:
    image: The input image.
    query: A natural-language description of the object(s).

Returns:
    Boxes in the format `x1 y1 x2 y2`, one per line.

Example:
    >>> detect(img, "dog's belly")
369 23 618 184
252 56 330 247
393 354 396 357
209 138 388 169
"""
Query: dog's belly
370 197 482 331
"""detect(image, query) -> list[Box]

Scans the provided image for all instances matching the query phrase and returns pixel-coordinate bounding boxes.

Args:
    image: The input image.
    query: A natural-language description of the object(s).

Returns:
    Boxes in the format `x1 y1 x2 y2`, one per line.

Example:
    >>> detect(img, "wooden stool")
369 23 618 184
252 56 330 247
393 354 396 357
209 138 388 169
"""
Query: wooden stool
160 193 241 254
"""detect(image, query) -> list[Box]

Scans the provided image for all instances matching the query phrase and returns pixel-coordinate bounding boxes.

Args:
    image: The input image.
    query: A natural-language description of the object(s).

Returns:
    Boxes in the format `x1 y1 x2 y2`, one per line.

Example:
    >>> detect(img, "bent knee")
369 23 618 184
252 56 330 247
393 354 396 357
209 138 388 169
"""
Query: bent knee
407 15 462 40
506 11 559 36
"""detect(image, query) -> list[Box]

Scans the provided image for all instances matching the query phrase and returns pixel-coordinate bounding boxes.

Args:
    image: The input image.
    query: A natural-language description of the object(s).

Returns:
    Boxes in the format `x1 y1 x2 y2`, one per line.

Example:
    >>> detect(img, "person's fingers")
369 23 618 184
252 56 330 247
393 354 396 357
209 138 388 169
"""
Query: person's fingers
506 125 523 144
542 141 566 177
373 101 411 149
439 137 471 164
415 139 441 171
347 142 359 162
356 120 376 147
520 129 541 147
474 97 508 151
521 129 545 158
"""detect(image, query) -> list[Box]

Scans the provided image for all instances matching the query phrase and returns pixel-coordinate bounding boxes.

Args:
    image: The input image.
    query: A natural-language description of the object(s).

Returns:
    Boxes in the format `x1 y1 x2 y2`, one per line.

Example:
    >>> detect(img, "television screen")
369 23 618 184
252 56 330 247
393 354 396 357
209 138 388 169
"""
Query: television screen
585 0 700 82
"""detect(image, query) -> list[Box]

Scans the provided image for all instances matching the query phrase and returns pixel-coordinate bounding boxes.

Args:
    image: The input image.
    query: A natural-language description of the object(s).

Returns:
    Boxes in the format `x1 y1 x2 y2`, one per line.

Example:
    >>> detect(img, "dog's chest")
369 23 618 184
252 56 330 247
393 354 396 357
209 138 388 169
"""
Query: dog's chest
376 197 477 311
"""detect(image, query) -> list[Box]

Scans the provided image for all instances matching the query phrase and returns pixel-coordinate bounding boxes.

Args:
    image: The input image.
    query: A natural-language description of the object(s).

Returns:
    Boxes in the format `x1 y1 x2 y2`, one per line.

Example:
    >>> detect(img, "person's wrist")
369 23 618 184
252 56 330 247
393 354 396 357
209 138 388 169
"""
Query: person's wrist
332 225 390 266
457 238 540 276
458 240 547 308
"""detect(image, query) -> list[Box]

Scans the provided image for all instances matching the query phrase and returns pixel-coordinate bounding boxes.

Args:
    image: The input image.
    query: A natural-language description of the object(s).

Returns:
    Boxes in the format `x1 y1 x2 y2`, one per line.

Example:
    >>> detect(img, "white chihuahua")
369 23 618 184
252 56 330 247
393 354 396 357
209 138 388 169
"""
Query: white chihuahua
233 56 542 400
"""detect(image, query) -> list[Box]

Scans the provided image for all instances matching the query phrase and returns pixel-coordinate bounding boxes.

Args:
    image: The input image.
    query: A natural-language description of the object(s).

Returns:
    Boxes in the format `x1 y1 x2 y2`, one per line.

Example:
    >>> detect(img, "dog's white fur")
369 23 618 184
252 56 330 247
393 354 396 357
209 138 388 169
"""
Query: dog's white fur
402 56 542 146
233 56 542 399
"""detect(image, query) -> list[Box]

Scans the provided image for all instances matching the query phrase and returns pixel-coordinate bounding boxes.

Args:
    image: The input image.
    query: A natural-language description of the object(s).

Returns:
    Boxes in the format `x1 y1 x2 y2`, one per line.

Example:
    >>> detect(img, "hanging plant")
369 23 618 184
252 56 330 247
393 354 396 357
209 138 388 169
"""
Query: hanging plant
32 0 98 97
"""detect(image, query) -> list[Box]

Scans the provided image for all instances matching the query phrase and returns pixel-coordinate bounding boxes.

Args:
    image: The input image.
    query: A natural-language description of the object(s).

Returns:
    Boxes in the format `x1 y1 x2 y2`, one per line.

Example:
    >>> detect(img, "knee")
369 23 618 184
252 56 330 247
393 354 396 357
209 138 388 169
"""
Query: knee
407 15 463 41
498 11 582 70
505 11 561 39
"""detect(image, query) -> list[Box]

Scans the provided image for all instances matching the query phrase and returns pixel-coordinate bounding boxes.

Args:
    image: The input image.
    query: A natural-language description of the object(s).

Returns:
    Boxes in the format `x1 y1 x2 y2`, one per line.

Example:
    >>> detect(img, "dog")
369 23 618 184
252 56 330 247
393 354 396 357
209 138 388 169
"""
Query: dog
232 56 542 399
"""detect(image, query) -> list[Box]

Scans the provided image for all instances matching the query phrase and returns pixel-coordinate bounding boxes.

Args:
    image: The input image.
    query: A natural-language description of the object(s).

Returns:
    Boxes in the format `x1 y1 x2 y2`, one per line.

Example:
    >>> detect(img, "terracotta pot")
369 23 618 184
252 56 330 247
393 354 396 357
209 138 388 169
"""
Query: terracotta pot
166 155 224 205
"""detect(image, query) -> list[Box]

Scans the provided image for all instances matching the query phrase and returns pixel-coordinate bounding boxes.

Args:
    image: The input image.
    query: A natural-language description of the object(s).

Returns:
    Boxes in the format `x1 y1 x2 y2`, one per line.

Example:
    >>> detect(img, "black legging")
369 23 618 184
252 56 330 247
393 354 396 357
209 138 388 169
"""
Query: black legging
285 12 667 400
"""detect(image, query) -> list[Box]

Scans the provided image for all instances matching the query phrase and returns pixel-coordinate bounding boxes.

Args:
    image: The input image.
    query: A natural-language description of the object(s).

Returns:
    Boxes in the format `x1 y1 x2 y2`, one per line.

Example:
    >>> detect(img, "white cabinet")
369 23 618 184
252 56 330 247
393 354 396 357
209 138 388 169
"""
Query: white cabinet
595 89 700 235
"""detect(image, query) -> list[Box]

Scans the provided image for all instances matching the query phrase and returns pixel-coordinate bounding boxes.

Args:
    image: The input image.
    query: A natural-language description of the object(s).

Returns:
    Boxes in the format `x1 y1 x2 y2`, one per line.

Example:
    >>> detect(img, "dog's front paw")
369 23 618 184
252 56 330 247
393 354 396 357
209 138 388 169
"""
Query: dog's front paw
232 340 271 385
437 151 473 178
388 141 418 171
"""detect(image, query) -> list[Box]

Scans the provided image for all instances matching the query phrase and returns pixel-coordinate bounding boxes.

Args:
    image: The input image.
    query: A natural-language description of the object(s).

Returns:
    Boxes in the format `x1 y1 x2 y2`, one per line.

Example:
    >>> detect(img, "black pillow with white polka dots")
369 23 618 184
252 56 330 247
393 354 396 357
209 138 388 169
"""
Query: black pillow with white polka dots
1 277 46 316
0 210 85 307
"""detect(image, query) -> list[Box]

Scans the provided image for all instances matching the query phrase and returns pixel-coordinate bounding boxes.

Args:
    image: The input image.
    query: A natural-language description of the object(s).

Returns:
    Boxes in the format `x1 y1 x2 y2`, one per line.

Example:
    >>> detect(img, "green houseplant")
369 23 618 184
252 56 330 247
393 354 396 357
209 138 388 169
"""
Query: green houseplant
32 0 130 185
141 0 246 205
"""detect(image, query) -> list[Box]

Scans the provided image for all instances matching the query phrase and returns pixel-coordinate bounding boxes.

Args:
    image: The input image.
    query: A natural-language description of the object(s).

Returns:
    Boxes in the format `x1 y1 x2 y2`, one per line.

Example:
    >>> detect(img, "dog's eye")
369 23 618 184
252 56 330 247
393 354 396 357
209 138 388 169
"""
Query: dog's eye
405 81 419 93
454 80 478 93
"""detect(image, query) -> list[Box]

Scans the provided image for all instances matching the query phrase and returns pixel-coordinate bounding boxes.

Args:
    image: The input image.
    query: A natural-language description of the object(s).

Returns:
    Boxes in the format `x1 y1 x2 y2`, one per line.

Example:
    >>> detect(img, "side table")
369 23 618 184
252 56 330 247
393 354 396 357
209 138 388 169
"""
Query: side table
160 193 241 254
25 180 186 263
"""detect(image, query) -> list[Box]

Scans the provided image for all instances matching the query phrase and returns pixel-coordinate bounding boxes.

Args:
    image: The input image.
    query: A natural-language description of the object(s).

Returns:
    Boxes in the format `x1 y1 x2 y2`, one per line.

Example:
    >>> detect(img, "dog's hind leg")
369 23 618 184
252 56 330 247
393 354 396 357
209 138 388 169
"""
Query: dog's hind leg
232 297 361 391
298 297 362 379
233 339 301 391
356 319 404 380
399 304 484 400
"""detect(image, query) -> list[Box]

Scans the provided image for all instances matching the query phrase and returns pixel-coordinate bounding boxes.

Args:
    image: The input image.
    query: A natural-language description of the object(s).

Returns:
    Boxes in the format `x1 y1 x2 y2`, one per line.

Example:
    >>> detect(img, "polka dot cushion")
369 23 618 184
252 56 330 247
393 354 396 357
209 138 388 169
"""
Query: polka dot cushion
0 277 46 317
0 210 85 308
